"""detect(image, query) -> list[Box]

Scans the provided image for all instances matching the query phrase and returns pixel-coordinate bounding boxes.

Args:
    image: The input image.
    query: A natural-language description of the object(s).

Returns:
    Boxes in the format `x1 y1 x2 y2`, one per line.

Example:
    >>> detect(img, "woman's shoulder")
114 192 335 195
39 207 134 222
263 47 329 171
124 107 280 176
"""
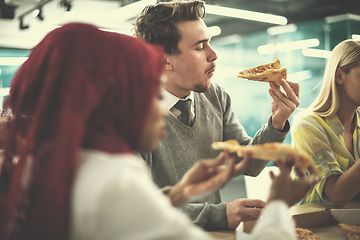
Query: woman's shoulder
77 150 148 180
73 150 153 205
293 109 325 126
79 149 143 164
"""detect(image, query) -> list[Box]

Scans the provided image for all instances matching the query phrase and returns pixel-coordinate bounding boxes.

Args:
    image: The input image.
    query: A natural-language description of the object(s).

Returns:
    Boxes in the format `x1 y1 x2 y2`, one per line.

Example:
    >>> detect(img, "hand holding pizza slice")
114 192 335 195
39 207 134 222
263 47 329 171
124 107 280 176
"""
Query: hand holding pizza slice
237 59 300 132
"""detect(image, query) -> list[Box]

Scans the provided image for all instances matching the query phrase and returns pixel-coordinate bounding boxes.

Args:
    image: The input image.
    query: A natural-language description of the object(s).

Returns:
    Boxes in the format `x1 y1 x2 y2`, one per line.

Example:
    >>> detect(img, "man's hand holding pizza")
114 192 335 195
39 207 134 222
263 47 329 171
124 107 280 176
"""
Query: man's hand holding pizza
237 59 300 132
269 79 300 131
167 151 252 207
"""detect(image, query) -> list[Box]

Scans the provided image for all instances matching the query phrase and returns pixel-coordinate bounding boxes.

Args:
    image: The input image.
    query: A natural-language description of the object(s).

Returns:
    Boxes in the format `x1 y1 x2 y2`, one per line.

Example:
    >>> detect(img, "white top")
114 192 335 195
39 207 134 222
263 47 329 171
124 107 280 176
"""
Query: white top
70 149 212 240
249 200 296 240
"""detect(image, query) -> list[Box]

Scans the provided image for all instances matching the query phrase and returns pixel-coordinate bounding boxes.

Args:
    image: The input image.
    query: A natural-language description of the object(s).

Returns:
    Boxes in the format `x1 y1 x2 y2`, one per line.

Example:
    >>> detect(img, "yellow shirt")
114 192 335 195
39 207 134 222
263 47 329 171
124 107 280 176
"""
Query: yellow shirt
291 108 360 204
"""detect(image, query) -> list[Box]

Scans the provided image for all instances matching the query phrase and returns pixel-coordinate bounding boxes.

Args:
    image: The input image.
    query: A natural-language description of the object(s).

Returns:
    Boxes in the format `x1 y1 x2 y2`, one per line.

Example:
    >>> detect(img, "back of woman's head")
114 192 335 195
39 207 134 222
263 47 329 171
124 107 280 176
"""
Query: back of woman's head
0 23 164 240
309 39 360 117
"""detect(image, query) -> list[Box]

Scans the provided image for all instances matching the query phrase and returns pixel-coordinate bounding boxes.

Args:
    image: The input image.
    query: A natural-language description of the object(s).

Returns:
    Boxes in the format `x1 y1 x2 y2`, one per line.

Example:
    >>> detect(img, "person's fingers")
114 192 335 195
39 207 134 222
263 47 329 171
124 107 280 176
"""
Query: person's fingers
268 88 288 109
183 182 212 197
275 160 282 168
197 152 227 169
276 158 293 175
309 175 321 185
275 160 286 176
240 207 263 221
279 79 300 105
269 89 297 110
233 153 252 175
240 198 266 208
283 158 294 174
307 164 318 176
294 166 305 178
269 170 275 180
287 80 300 98
305 165 321 184
218 155 236 184
184 169 227 196
269 81 298 110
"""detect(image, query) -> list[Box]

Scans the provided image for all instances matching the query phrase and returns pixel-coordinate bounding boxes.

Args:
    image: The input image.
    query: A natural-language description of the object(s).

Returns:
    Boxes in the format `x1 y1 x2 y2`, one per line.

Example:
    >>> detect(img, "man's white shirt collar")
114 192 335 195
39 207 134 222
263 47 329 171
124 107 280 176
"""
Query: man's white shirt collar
163 89 194 110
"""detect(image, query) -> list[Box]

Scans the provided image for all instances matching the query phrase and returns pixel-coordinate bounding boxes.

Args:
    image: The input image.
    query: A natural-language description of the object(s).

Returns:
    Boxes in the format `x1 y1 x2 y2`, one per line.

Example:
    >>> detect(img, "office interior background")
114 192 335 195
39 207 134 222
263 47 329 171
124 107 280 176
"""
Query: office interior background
1 0 360 202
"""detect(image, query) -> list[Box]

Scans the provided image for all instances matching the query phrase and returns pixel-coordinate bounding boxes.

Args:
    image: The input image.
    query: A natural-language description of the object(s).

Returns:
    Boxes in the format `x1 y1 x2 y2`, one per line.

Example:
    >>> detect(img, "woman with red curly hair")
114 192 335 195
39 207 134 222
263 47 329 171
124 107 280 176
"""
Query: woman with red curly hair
0 23 246 240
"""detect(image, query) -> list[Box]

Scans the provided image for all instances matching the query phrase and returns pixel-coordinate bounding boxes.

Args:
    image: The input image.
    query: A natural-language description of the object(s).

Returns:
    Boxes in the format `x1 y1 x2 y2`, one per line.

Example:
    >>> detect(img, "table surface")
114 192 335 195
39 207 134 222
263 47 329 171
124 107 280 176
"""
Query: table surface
207 201 360 240
208 230 235 240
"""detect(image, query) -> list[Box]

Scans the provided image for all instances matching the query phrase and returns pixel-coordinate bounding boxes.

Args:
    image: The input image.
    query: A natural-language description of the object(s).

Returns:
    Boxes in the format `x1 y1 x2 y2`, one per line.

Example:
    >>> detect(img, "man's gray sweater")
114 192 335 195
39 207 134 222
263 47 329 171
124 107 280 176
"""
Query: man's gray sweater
141 83 289 230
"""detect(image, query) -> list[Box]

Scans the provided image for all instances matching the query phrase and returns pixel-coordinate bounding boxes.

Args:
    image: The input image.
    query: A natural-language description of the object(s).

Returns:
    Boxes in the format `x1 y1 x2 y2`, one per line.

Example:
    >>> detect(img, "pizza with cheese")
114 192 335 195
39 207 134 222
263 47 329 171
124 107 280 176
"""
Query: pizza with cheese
237 59 287 85
211 139 310 168
295 227 322 240
339 223 360 239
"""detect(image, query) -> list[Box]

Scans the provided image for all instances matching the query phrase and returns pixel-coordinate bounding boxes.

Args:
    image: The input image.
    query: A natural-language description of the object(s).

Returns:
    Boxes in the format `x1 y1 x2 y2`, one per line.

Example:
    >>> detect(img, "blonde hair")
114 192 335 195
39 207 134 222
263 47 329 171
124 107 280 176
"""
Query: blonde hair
308 39 360 117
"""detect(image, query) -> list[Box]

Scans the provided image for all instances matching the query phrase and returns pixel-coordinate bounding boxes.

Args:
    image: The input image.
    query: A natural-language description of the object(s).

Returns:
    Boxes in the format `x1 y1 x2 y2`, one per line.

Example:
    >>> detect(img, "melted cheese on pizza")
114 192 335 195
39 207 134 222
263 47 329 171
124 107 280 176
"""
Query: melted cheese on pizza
237 59 287 85
295 227 322 240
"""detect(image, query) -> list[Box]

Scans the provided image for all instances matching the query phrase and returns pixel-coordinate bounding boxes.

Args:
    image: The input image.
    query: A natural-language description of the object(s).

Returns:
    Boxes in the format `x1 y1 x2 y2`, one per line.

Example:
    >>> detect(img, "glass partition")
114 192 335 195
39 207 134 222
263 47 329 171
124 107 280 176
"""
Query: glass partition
0 48 30 106
0 16 359 145
211 16 360 144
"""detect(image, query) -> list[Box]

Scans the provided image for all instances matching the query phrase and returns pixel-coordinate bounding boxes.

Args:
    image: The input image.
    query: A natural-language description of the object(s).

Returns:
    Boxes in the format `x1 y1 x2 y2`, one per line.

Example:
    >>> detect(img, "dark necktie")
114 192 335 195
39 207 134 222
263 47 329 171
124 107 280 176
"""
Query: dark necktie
174 99 192 126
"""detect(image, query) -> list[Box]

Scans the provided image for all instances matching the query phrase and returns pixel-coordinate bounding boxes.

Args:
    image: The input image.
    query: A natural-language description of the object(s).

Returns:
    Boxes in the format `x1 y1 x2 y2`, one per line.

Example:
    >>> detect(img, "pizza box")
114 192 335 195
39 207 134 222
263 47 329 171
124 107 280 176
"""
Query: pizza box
235 205 360 240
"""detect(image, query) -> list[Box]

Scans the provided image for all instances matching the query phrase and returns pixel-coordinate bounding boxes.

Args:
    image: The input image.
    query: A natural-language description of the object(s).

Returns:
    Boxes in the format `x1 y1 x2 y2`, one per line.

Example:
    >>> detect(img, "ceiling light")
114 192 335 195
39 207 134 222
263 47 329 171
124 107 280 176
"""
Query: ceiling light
107 0 157 22
32 9 39 18
301 48 331 58
288 70 312 82
0 57 28 66
208 26 221 37
205 4 287 25
17 0 52 29
267 24 297 36
276 38 319 52
258 39 320 54
325 13 360 24
352 34 360 41
210 34 242 46
32 8 44 20
0 87 10 97
257 44 276 55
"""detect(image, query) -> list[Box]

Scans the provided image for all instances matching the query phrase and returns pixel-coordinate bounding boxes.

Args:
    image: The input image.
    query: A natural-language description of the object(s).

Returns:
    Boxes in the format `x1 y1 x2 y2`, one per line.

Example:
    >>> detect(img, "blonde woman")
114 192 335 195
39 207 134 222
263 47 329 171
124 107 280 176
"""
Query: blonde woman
292 39 360 206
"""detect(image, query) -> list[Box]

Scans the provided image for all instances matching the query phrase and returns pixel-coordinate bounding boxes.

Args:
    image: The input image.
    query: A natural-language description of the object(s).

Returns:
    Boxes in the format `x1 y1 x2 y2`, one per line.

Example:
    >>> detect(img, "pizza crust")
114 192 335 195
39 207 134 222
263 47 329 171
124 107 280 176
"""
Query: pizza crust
237 59 287 85
295 227 322 240
339 224 360 239
211 139 310 168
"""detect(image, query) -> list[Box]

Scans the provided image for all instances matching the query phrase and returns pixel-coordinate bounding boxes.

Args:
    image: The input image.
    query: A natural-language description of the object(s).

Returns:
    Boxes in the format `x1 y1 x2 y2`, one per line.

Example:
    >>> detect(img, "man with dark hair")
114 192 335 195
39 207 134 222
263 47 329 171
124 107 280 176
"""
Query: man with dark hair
134 0 300 230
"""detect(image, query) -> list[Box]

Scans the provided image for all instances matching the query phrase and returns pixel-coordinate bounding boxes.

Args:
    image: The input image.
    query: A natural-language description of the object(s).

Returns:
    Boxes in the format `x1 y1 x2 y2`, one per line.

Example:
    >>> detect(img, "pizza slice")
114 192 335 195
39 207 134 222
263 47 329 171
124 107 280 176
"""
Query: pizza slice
211 139 310 168
339 223 360 239
237 59 287 85
295 227 322 240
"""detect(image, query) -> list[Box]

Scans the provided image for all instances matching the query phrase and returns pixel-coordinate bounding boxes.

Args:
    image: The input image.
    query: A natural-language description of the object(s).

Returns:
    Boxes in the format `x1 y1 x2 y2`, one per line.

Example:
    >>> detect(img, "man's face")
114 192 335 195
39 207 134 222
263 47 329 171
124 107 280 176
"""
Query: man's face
165 19 218 98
